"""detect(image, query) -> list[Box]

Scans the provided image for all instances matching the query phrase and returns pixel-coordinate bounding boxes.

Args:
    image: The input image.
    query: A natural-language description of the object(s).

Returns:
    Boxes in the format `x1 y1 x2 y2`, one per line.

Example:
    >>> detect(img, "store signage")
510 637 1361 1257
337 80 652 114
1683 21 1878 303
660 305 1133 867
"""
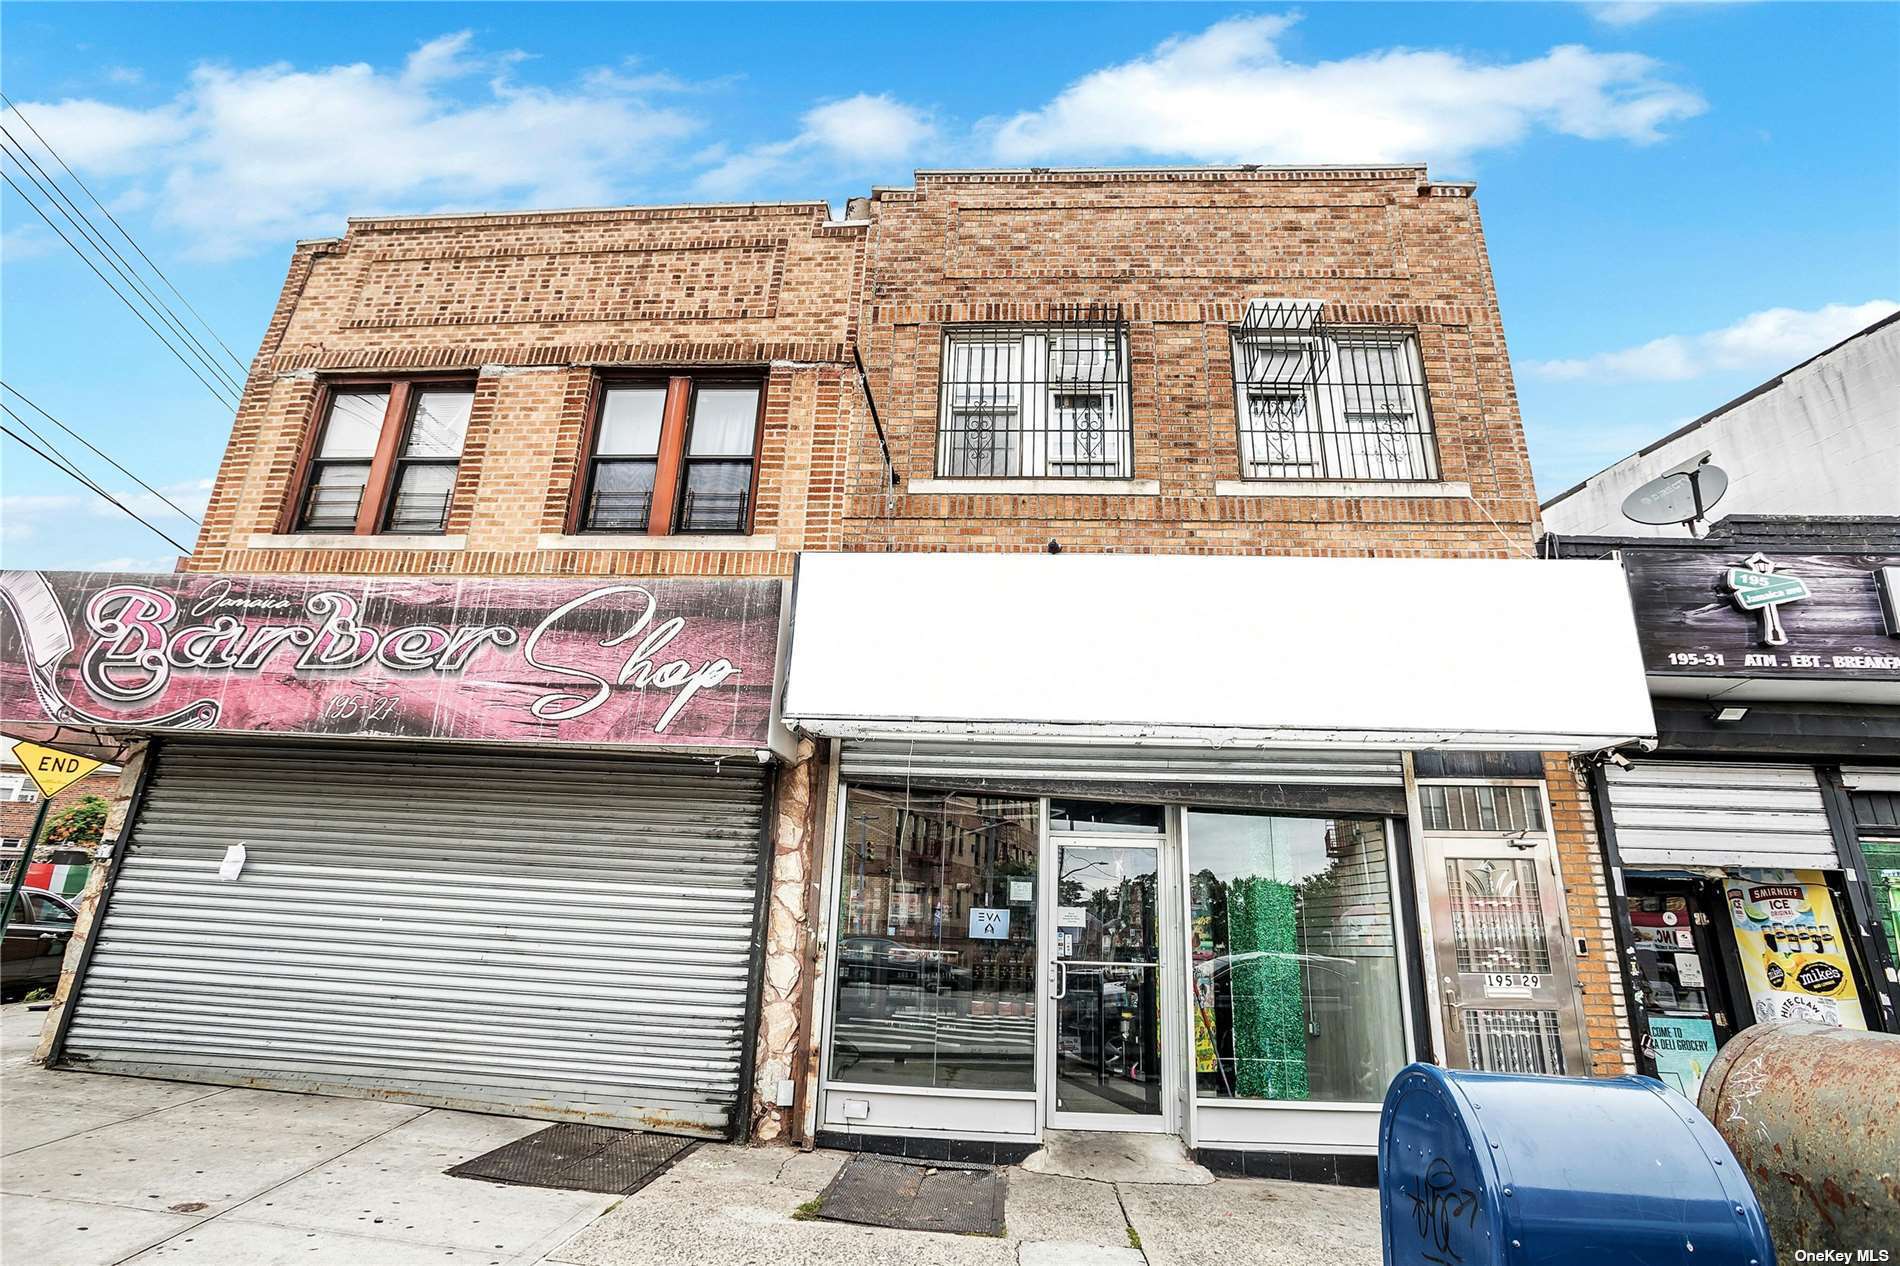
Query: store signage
1645 1016 1718 1099
1723 553 1809 646
1625 550 1900 679
1723 870 1867 1030
969 908 1010 940
0 571 781 749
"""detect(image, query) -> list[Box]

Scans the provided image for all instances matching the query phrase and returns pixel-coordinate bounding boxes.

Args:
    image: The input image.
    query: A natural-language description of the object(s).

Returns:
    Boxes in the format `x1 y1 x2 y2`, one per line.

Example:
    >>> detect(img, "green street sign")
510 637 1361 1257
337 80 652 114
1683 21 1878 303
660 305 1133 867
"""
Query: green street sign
1726 569 1809 609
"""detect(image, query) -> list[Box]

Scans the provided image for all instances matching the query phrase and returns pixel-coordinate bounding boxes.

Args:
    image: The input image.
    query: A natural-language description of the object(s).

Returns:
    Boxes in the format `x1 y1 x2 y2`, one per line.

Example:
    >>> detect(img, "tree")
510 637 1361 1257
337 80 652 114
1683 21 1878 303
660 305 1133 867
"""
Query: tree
41 794 110 851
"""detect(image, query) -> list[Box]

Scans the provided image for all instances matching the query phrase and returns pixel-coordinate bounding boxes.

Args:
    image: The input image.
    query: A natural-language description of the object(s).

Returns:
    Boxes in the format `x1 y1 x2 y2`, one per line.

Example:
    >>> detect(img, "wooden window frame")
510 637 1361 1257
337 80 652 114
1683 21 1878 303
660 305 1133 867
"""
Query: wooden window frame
567 372 766 537
283 375 476 536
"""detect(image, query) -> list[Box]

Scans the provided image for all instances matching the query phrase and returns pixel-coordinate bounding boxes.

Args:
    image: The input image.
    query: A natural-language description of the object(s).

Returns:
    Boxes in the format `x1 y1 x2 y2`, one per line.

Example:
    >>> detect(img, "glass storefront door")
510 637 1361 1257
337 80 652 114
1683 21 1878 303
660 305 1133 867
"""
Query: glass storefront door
1048 840 1168 1129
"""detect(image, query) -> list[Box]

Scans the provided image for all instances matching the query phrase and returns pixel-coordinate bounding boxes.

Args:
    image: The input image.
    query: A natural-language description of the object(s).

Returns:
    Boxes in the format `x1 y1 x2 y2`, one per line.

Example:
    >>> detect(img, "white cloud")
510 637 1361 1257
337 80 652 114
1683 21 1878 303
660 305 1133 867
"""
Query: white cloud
0 224 57 263
697 93 933 197
1585 3 1666 25
990 14 1706 167
1529 299 1899 382
5 33 700 259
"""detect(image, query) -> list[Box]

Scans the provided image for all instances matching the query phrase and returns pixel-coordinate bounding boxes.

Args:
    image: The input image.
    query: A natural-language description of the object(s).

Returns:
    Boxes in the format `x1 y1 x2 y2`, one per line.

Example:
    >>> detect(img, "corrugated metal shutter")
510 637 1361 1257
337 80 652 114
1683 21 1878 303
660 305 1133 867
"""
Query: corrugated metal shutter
63 740 766 1136
1842 766 1900 793
1606 761 1838 869
839 740 1404 785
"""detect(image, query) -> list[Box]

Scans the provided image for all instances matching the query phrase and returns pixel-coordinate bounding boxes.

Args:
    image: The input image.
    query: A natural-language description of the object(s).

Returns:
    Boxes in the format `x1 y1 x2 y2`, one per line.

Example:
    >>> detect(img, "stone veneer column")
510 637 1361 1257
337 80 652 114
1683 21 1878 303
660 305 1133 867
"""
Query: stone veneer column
34 741 151 1065
748 736 829 1142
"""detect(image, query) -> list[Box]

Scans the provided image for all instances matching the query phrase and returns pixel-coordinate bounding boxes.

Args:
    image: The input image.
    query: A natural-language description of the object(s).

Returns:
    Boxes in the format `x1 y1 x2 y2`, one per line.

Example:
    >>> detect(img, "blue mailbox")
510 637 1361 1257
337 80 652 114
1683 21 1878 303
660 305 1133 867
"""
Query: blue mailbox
1379 1064 1775 1266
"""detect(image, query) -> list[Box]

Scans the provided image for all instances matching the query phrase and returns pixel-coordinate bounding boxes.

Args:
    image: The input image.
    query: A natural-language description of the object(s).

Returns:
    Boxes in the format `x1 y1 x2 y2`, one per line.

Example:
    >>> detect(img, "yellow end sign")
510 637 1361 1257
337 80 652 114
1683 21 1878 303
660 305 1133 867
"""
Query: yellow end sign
9 740 106 798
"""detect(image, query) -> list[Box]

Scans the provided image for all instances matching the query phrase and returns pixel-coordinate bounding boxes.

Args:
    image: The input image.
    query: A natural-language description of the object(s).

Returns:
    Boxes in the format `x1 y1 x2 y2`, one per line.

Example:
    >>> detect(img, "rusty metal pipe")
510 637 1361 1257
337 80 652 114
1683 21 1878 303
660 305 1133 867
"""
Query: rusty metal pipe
1697 1023 1900 1255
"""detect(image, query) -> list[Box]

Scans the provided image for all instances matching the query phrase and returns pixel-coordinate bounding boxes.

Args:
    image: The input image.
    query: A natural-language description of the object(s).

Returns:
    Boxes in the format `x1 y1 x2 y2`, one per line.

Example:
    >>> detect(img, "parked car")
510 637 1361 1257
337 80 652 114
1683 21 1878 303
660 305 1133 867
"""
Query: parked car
2 888 77 1000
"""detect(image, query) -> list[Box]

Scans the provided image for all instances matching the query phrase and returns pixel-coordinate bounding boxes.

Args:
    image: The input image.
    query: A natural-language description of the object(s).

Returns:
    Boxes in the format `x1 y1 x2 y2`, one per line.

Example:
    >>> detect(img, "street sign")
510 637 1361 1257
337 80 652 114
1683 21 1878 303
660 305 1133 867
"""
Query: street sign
1726 569 1810 610
8 740 105 798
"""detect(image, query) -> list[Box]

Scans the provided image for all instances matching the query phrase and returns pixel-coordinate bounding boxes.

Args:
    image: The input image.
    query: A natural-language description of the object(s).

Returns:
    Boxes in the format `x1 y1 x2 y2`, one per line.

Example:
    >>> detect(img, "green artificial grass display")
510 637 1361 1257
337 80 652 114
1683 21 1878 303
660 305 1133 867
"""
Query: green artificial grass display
1228 876 1308 1100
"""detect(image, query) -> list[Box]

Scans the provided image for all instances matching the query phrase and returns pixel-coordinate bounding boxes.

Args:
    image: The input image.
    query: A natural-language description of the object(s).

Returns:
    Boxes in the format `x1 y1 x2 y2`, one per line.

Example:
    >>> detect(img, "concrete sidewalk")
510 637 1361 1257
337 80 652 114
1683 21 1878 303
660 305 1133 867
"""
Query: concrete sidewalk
2 1004 1381 1265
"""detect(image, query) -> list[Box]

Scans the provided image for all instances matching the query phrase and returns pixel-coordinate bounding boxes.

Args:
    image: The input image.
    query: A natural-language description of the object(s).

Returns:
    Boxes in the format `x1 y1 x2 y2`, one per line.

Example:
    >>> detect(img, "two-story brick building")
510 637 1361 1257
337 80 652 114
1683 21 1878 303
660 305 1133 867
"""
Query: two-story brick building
769 168 1652 1178
5 199 867 1139
2 166 1656 1183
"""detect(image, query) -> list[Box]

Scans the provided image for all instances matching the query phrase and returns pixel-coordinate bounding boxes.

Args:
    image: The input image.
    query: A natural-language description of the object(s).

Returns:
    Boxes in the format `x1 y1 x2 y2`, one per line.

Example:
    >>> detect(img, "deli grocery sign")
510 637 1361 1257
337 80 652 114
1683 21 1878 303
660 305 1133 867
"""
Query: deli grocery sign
1626 551 1900 679
0 571 782 748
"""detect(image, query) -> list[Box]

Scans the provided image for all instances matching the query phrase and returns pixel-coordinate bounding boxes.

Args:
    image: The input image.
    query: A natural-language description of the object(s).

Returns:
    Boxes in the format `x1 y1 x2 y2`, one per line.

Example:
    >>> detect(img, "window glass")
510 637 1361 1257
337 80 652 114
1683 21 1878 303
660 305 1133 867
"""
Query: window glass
1187 812 1407 1104
828 787 1039 1091
587 460 658 530
318 391 388 458
1233 331 1436 482
27 893 74 926
1861 838 1900 969
404 390 473 457
303 464 370 531
687 389 759 455
386 464 456 533
597 388 666 456
678 462 751 532
1050 800 1164 833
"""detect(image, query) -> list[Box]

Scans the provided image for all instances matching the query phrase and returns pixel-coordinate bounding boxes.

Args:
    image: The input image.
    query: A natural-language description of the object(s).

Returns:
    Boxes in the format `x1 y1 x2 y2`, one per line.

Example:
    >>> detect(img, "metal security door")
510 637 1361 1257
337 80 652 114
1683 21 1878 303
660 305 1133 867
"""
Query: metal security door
1422 836 1585 1076
60 740 767 1136
1047 839 1170 1130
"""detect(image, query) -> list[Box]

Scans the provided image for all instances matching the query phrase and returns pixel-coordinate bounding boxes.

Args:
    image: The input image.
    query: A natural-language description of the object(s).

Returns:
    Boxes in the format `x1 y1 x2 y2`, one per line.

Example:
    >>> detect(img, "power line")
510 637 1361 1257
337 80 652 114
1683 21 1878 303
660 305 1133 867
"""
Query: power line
0 381 201 525
0 127 245 399
0 90 249 378
0 166 240 411
0 411 193 554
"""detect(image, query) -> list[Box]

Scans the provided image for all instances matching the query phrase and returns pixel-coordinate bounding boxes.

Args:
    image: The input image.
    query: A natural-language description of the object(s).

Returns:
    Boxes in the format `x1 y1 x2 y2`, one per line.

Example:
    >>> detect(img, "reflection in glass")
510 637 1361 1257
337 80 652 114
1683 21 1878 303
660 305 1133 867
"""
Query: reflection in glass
828 787 1038 1091
1187 812 1406 1104
1054 844 1162 1117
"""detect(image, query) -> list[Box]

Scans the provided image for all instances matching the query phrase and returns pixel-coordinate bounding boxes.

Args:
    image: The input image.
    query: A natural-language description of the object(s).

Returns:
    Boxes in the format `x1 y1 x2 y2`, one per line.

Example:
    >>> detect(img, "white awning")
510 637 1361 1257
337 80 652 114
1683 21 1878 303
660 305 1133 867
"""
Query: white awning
783 553 1655 752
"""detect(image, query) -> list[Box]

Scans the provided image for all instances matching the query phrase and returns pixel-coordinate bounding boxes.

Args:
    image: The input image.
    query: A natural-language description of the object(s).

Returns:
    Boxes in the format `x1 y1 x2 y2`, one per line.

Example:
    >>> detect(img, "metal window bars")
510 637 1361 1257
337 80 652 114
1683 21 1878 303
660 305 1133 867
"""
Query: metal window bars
1462 1009 1566 1076
385 487 454 534
585 488 654 533
1233 301 1439 482
300 481 366 532
1419 785 1547 834
937 306 1132 479
678 489 750 534
1446 857 1553 974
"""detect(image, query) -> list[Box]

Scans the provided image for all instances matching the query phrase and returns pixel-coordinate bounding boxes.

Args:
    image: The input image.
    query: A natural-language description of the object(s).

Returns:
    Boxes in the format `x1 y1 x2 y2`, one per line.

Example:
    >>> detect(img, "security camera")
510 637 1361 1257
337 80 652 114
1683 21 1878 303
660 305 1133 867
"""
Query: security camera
1607 751 1633 769
754 749 775 765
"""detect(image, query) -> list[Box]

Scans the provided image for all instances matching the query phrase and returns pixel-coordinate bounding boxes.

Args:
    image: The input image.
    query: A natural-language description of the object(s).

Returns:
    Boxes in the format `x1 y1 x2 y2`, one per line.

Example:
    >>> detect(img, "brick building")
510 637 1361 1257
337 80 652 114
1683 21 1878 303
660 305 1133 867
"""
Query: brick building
782 168 1649 1177
4 167 1655 1182
11 199 866 1142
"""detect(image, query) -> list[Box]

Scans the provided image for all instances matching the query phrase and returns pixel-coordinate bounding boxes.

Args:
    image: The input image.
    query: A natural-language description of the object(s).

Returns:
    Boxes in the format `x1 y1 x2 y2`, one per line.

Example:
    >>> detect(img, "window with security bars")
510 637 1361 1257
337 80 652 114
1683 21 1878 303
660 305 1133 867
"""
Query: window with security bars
937 323 1131 479
295 382 473 535
1420 785 1546 833
1231 329 1438 481
1462 1009 1565 1075
1446 857 1551 973
576 376 760 535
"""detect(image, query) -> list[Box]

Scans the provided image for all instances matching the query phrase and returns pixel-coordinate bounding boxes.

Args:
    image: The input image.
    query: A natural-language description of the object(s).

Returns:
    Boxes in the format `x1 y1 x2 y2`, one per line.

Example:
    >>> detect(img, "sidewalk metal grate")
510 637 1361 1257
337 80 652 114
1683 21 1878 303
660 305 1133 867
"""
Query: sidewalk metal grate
446 1123 695 1195
815 1155 1006 1237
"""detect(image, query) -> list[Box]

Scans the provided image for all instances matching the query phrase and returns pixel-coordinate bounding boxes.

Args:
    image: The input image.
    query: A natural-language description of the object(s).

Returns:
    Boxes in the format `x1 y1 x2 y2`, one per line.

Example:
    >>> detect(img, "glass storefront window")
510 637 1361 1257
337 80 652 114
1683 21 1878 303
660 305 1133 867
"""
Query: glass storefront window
1186 811 1407 1104
827 787 1040 1091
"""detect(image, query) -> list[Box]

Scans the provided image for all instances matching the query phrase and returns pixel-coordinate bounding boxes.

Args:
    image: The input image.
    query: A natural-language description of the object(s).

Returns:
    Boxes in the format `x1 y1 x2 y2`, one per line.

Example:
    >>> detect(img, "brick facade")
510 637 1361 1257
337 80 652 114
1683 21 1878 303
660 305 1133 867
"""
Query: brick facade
846 168 1540 557
116 167 1628 1136
187 201 867 579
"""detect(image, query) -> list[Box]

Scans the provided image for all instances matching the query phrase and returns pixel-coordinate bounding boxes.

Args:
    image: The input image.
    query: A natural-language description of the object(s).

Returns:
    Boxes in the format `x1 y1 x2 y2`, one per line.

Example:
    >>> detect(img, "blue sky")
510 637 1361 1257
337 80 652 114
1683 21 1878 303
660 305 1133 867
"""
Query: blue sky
3 1 1896 570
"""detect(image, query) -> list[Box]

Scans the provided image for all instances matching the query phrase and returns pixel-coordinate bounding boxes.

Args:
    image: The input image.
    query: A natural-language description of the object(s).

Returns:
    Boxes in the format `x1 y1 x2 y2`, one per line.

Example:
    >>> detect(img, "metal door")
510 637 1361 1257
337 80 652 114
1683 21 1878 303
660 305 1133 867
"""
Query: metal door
59 740 767 1135
1421 835 1586 1075
1047 839 1170 1130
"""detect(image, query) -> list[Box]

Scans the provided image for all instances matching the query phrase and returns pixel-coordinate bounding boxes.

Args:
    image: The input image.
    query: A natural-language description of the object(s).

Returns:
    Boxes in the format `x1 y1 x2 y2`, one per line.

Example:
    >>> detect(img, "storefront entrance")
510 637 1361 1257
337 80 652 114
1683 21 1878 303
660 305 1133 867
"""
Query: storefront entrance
1048 839 1169 1130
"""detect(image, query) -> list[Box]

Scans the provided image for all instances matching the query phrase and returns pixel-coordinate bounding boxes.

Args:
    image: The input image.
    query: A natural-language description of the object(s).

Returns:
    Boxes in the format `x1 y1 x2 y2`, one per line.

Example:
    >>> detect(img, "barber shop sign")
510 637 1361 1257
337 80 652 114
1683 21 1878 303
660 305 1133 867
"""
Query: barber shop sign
0 571 782 748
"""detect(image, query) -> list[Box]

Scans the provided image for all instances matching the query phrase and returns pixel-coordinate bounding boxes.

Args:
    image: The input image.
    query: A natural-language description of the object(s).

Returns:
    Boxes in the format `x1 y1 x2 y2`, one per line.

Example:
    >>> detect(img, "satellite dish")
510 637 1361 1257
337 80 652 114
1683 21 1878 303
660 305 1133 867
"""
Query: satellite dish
1622 450 1729 531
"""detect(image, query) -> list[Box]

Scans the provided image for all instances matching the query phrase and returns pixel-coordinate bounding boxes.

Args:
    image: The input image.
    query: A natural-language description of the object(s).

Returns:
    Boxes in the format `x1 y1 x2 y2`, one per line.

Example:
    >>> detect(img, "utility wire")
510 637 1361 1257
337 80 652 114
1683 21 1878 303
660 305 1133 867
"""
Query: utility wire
0 381 201 525
0 90 250 379
1 167 239 411
0 412 193 554
0 128 245 399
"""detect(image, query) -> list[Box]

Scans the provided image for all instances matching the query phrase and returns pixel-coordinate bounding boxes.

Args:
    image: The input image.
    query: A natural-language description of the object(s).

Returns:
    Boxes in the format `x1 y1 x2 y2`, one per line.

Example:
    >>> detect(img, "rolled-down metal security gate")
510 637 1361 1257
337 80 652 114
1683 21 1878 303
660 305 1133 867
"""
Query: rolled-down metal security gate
61 741 767 1136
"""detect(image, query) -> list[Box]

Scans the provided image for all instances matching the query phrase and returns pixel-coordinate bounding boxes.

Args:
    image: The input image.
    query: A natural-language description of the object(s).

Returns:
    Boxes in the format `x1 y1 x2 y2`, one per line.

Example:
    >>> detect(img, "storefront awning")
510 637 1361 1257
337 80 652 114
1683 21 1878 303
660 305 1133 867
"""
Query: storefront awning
783 553 1655 752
